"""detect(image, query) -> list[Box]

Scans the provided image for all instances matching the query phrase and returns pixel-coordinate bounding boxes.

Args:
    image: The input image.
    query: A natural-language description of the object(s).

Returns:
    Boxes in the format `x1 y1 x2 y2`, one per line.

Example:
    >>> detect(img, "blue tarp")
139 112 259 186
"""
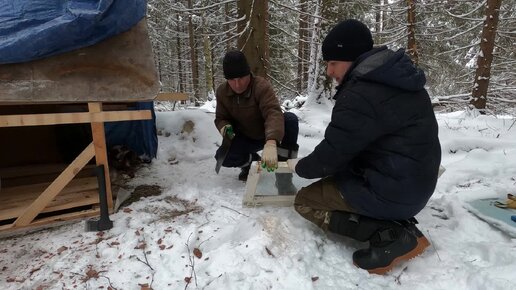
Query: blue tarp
105 102 157 161
0 0 147 64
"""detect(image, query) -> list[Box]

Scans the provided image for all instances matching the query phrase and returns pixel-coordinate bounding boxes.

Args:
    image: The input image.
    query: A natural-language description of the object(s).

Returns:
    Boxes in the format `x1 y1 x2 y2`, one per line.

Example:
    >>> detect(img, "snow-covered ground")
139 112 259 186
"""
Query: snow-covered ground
1 104 516 290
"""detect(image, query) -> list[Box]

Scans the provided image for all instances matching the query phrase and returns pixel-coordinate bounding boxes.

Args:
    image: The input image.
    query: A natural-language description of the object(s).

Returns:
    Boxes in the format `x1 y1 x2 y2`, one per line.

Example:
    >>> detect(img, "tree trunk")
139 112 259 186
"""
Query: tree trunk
306 0 320 97
470 0 502 110
318 0 339 97
202 14 214 96
237 0 270 78
225 2 233 51
406 0 419 64
297 0 308 93
176 13 184 93
375 0 383 44
187 0 199 104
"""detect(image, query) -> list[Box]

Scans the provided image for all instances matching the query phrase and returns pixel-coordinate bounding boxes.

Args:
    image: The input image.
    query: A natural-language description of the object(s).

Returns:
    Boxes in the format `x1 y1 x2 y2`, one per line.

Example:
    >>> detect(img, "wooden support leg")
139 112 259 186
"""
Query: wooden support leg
88 102 114 211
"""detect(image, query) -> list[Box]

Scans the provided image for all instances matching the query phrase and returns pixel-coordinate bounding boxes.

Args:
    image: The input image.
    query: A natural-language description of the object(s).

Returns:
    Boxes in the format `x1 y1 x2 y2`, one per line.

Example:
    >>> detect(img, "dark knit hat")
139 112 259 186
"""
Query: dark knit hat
223 50 251 79
322 19 373 61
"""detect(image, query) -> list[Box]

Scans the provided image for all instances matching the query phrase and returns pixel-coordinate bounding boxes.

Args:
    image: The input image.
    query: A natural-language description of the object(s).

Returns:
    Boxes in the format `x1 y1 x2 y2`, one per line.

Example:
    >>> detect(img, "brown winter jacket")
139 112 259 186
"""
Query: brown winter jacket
214 75 284 142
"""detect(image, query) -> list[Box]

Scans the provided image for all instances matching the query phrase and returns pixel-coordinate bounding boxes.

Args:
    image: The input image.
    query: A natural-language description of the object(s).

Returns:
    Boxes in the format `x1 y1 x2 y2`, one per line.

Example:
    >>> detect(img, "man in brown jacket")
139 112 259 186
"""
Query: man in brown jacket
214 50 299 181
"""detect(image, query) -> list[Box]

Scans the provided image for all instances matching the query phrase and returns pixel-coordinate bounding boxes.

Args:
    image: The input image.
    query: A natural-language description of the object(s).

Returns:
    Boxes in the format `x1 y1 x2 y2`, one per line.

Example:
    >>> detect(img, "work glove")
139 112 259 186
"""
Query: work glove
261 141 278 172
219 124 235 139
286 158 299 173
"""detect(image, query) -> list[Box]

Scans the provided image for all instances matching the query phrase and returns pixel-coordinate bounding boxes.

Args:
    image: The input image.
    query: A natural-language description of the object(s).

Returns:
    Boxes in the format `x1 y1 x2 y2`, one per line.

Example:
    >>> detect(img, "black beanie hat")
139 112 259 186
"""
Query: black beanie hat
223 50 251 79
322 19 373 61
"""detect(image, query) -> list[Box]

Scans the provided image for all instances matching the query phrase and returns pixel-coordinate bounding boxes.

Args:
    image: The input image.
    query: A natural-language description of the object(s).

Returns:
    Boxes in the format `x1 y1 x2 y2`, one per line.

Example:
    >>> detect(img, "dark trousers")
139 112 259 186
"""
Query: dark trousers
215 112 299 168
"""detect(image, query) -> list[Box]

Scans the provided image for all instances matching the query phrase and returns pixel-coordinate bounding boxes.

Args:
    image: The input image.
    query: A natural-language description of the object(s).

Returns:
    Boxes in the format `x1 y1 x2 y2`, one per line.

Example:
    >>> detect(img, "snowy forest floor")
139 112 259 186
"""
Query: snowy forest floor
1 104 516 290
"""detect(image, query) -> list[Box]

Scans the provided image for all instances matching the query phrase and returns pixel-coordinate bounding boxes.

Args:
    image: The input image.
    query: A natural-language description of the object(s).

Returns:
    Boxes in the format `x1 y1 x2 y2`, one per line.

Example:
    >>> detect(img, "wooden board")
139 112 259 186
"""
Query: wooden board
0 208 100 235
0 164 69 179
0 110 151 127
0 20 159 104
156 92 189 101
88 103 113 210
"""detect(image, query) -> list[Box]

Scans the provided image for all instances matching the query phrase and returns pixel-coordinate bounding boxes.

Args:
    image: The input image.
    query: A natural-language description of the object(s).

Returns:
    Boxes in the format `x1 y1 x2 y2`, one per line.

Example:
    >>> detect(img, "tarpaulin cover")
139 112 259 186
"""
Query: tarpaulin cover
105 102 157 161
0 0 147 64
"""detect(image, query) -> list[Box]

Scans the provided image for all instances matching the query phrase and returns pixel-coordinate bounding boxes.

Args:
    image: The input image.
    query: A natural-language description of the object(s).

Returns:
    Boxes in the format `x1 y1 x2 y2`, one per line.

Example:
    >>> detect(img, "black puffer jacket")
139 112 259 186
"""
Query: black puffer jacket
296 46 441 220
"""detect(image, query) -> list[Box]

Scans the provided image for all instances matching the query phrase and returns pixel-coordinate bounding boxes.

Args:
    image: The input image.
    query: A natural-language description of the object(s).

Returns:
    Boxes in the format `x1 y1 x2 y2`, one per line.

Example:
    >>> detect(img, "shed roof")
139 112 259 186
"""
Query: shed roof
0 20 159 104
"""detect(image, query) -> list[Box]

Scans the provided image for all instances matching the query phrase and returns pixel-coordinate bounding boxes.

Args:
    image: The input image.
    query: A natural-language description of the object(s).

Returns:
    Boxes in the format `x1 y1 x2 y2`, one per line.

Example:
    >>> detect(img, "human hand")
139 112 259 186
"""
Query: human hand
219 124 235 139
261 141 278 172
287 158 299 172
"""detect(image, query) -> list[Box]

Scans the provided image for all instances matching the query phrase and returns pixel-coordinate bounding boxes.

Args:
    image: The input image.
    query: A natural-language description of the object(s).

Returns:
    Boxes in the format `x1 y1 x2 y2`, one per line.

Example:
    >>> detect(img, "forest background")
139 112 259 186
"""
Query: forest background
146 0 515 114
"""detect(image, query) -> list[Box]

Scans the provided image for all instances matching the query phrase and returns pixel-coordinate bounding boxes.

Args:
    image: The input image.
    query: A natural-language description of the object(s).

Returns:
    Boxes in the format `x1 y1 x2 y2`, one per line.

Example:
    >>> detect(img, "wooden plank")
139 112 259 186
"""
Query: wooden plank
0 208 100 234
0 164 67 179
0 20 159 104
1 165 96 188
0 110 152 128
44 190 98 211
88 103 114 210
249 195 296 207
0 190 99 221
26 208 100 227
0 177 97 208
12 143 95 227
243 162 262 207
156 92 189 101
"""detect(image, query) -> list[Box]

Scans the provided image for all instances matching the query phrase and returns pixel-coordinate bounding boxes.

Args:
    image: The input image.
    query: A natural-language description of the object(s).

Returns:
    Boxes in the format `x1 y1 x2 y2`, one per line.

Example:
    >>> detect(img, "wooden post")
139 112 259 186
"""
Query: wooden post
88 102 114 210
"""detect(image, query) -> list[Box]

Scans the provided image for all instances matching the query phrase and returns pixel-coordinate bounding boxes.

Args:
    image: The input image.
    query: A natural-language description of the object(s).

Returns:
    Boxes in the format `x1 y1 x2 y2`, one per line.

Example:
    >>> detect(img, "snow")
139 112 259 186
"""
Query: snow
1 105 516 290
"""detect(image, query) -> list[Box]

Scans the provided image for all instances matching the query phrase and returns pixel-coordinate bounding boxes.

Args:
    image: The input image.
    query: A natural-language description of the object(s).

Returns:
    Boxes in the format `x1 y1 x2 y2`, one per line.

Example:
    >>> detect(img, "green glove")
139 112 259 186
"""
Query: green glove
220 124 235 139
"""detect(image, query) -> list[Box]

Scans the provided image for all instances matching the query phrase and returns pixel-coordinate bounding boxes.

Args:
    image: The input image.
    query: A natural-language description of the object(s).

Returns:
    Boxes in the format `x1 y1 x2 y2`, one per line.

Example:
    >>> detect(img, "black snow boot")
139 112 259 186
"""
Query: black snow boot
277 144 299 161
238 164 251 181
238 153 260 181
329 212 430 275
275 146 299 194
275 173 297 195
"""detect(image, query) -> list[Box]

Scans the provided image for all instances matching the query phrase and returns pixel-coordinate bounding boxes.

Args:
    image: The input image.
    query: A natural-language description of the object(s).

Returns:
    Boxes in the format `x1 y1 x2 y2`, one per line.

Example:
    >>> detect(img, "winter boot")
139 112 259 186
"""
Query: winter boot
277 144 299 161
275 145 299 194
238 164 250 181
239 153 260 181
329 211 430 275
275 173 297 195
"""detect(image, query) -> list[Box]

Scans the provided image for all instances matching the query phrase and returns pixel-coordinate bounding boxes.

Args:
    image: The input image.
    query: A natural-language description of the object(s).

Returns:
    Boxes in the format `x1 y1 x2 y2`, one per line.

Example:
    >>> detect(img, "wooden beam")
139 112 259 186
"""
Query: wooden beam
12 143 95 227
0 110 152 127
0 177 97 207
156 92 189 101
0 208 100 234
0 190 99 221
0 164 68 179
88 102 114 210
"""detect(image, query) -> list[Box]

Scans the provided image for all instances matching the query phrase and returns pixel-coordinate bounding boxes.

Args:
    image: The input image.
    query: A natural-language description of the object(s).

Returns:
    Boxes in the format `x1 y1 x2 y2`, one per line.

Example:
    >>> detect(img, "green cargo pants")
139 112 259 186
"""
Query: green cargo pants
294 176 356 230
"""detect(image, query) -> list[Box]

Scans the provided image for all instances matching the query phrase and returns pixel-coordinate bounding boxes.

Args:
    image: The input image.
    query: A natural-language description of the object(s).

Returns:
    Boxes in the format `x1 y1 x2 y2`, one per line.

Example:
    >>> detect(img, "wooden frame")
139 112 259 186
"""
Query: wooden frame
242 161 297 207
0 102 152 233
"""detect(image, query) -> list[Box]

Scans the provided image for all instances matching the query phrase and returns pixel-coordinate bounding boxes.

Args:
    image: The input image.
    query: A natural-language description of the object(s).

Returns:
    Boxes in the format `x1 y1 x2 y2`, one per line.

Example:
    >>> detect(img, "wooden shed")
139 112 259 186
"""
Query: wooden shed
0 20 160 234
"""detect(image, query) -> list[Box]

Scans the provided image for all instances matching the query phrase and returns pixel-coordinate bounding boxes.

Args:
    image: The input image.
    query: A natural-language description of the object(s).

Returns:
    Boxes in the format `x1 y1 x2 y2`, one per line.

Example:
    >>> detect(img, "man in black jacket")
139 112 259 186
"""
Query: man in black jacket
287 19 441 274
